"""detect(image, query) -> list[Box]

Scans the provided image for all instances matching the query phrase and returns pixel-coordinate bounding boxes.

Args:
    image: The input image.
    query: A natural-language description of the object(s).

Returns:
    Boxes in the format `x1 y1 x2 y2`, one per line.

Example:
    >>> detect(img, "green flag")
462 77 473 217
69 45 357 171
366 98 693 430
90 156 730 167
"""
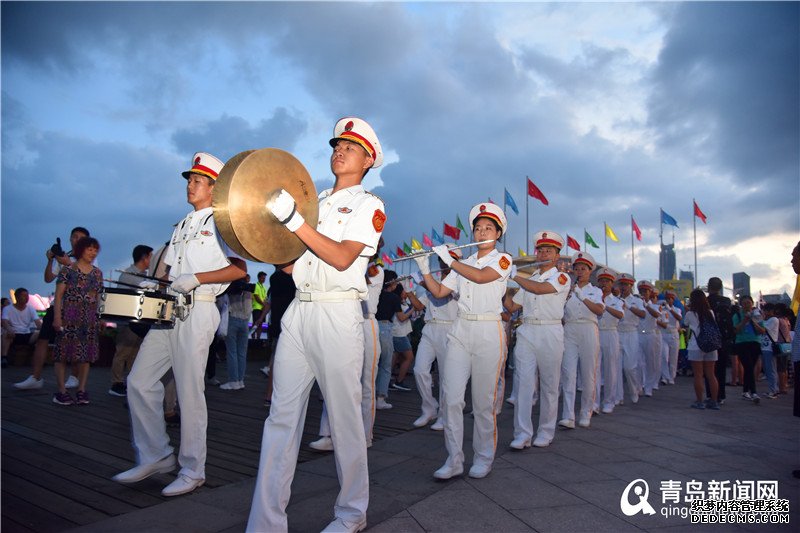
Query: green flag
456 215 466 233
585 230 599 249
403 242 412 254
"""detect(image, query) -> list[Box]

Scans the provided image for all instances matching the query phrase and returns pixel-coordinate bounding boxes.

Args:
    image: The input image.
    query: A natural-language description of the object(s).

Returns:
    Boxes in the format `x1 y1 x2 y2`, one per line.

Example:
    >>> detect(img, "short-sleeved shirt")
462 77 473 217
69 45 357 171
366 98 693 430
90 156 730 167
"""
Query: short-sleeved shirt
419 292 458 322
512 266 570 321
292 185 385 296
619 294 643 331
733 310 761 343
662 303 682 331
564 283 604 324
252 282 267 311
442 249 512 316
685 310 717 353
2 304 40 334
164 207 235 297
759 316 780 352
599 294 624 329
392 303 413 337
228 290 252 321
639 300 661 332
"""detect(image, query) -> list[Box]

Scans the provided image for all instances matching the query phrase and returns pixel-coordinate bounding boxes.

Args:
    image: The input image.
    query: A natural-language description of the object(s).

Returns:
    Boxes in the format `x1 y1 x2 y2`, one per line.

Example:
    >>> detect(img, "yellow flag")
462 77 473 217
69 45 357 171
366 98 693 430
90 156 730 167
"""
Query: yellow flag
411 238 423 251
518 247 527 257
605 223 619 242
792 274 800 315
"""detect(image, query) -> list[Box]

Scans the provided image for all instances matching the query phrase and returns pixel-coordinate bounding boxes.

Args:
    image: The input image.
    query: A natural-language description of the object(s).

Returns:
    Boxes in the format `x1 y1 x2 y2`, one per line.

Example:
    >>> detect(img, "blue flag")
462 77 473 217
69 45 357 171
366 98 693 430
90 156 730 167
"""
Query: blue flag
504 188 519 215
390 251 398 260
661 209 679 228
431 227 444 245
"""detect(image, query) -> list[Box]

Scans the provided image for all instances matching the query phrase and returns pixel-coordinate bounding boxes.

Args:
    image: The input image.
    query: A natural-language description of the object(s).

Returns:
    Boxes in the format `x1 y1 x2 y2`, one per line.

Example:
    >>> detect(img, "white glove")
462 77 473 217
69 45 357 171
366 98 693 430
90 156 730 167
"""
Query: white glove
510 264 518 279
138 280 159 290
171 274 200 294
573 286 584 300
414 255 431 275
268 189 305 232
433 244 454 267
411 272 423 284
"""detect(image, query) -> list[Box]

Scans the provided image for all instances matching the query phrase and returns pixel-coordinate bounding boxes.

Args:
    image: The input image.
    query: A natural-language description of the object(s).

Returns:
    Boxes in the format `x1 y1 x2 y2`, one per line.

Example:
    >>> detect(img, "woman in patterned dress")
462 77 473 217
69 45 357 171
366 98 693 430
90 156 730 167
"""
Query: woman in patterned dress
52 236 103 406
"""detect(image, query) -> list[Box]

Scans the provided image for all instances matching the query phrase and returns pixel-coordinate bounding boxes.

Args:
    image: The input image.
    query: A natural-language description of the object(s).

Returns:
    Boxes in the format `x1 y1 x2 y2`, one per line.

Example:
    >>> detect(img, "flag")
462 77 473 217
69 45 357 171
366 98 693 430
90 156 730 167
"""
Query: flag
403 242 412 254
605 223 619 242
504 188 519 215
390 251 398 260
381 253 393 266
411 238 423 251
518 247 527 257
443 222 460 240
566 235 581 251
632 217 642 241
585 230 599 249
693 201 707 224
431 228 444 245
422 233 433 247
456 215 467 234
396 246 405 257
661 209 679 228
526 178 549 206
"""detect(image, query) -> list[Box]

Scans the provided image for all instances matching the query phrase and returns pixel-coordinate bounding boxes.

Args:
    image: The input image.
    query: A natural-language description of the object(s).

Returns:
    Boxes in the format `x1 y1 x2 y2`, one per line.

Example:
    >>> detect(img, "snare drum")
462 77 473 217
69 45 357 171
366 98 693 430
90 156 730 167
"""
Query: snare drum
98 287 176 325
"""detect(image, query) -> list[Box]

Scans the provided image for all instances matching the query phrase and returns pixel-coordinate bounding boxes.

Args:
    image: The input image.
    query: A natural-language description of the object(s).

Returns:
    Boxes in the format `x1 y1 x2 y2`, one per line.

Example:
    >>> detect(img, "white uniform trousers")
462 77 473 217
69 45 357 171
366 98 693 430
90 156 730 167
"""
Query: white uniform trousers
598 329 621 411
318 317 381 445
618 330 641 402
127 301 219 480
639 331 661 394
561 322 600 423
661 330 679 383
513 324 562 444
247 300 368 533
413 321 450 420
441 319 506 469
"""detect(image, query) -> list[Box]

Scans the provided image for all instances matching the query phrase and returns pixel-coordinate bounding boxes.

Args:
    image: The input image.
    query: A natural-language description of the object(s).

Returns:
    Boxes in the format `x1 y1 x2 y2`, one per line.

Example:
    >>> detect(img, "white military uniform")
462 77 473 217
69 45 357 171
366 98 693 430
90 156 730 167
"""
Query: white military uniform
511 267 570 445
414 290 458 425
618 294 643 403
439 249 511 471
127 207 233 481
247 185 384 532
561 283 603 425
639 298 662 395
318 265 384 445
597 293 623 412
660 302 681 384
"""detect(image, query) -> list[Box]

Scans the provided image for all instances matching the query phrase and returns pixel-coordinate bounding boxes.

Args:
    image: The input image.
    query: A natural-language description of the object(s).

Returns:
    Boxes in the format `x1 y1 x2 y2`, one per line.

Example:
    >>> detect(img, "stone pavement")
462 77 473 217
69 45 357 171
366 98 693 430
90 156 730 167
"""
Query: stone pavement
67 377 799 533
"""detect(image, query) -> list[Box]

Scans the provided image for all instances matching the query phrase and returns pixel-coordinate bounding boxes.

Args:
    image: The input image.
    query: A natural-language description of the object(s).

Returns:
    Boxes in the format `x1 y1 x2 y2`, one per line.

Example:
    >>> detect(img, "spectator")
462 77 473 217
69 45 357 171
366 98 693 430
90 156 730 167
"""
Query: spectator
707 277 735 403
757 303 781 399
260 267 296 406
684 289 720 410
774 303 792 394
789 241 800 479
221 275 252 390
251 271 267 340
732 295 762 403
389 283 422 392
2 288 43 367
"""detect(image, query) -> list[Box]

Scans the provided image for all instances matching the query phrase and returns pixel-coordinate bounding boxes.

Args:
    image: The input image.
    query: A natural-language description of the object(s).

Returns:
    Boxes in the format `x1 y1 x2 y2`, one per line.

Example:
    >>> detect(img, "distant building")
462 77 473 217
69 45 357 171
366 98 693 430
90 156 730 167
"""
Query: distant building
762 293 791 306
679 269 694 287
659 243 676 281
732 272 751 299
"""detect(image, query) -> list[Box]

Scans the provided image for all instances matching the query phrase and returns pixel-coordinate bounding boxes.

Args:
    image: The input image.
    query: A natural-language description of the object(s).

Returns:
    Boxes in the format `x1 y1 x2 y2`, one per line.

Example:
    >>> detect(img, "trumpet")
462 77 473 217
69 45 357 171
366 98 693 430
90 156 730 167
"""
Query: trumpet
393 239 496 262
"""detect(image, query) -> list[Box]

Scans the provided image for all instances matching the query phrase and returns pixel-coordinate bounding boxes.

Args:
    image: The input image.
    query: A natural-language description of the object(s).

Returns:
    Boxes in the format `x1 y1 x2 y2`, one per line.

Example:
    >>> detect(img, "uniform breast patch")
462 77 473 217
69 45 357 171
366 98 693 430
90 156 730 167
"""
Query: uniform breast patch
498 256 510 270
558 273 568 285
372 209 386 232
338 207 352 214
200 230 213 237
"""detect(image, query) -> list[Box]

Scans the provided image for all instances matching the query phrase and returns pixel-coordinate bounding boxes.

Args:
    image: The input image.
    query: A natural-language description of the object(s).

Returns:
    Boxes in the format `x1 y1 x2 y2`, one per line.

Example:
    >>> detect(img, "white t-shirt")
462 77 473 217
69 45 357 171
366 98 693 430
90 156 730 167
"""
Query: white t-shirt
760 316 780 352
2 304 40 334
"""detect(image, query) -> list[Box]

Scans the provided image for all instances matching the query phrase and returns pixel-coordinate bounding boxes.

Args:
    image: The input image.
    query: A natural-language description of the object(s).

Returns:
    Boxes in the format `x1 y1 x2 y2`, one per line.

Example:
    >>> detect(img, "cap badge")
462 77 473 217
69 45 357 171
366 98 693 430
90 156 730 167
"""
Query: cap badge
345 121 354 131
542 232 548 238
480 204 486 212
194 156 201 165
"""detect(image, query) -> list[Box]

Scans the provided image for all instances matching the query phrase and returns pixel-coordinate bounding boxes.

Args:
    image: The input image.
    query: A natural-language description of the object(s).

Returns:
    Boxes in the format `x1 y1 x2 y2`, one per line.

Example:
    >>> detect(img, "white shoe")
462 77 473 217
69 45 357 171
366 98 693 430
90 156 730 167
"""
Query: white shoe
468 463 492 479
321 517 367 533
219 381 238 390
237 381 245 390
65 375 79 389
578 417 591 428
557 419 575 429
112 455 176 484
413 414 435 428
601 406 614 414
260 366 270 377
376 397 392 410
309 436 334 452
161 473 205 497
430 419 444 431
14 375 44 390
510 437 531 450
532 436 552 448
433 462 463 480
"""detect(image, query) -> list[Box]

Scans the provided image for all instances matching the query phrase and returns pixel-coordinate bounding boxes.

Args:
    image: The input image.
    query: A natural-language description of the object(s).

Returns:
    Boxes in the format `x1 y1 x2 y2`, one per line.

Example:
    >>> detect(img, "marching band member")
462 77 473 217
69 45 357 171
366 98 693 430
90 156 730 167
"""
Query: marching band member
247 117 385 533
504 231 570 448
637 280 662 397
616 273 644 404
411 248 461 429
660 290 682 385
113 152 247 497
559 252 604 429
414 203 512 479
596 268 624 414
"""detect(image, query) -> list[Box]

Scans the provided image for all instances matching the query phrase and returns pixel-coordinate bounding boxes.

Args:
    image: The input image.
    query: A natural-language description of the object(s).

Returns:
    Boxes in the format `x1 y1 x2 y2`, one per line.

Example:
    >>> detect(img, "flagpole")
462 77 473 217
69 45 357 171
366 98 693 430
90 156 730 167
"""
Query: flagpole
659 209 663 282
604 222 608 265
525 176 530 255
631 216 636 279
503 194 507 253
693 198 698 288
583 228 586 252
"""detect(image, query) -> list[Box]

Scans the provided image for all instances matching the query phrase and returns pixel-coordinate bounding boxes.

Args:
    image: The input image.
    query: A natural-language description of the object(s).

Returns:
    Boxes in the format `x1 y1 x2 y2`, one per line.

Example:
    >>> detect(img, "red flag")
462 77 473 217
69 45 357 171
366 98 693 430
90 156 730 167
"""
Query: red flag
526 178 549 206
694 201 707 224
566 235 581 251
443 222 460 240
632 217 642 241
396 246 406 257
422 233 433 247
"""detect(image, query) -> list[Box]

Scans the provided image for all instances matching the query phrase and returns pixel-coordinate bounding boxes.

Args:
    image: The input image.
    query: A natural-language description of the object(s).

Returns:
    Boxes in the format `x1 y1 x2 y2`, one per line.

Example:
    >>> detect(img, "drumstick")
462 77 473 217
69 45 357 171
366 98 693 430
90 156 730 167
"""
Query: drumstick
103 278 158 290
114 270 170 284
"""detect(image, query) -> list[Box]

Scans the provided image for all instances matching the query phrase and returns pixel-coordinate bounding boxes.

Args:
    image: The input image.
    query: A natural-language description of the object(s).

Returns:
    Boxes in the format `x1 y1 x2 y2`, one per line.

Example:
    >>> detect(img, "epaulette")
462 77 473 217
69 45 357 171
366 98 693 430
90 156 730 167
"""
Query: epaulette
365 190 384 203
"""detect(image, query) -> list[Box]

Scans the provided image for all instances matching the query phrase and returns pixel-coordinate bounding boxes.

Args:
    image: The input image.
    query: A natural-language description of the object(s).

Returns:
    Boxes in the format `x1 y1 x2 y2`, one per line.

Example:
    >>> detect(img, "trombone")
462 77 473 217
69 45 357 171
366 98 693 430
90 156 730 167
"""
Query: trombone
393 239 496 262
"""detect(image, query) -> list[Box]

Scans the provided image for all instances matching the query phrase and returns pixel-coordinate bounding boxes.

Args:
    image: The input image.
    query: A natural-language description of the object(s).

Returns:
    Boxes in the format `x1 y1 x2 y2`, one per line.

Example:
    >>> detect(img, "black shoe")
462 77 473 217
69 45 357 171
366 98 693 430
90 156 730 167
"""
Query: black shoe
390 381 412 392
108 382 127 397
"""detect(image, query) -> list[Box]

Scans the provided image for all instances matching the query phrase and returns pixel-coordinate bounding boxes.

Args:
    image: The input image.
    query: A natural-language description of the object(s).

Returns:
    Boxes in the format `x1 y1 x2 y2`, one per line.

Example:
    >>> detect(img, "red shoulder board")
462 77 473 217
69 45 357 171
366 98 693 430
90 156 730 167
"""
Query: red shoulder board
558 273 568 285
372 210 386 232
498 256 510 270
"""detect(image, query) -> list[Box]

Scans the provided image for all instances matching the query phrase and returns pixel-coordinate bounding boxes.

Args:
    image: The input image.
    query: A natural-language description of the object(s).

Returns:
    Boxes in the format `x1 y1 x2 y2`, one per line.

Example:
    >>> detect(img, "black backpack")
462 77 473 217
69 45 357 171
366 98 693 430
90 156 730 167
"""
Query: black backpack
709 295 736 349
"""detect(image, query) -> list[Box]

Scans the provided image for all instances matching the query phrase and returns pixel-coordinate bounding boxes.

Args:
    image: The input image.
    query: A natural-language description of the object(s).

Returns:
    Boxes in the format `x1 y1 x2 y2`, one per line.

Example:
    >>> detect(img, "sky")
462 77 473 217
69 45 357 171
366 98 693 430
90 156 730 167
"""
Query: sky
2 1 798 301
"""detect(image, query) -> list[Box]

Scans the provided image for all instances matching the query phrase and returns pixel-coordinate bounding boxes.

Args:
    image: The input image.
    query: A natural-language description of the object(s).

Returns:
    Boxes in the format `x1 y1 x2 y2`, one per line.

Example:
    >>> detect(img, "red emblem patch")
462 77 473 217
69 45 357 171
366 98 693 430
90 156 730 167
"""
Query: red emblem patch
200 230 213 237
542 232 548 238
345 120 354 131
480 204 486 212
372 209 386 232
338 207 352 214
558 273 568 285
194 156 201 165
499 256 510 270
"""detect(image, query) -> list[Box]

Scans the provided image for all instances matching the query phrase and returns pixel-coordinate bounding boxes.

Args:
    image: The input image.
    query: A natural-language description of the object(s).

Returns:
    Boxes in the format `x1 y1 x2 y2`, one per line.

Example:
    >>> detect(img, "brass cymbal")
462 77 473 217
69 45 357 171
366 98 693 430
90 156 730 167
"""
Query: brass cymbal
213 148 318 264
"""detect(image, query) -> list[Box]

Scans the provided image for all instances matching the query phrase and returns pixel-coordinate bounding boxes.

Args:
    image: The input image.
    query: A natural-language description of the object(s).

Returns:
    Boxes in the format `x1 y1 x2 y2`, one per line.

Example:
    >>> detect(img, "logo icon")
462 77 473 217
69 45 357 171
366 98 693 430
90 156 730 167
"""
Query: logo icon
620 479 656 516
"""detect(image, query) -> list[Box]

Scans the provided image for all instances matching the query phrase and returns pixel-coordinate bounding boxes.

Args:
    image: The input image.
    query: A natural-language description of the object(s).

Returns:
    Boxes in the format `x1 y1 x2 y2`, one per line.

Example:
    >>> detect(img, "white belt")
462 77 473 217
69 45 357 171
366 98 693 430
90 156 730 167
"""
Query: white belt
426 319 453 325
565 319 597 325
363 313 375 319
523 318 561 325
191 293 216 303
458 312 501 321
295 290 360 302
618 327 638 332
